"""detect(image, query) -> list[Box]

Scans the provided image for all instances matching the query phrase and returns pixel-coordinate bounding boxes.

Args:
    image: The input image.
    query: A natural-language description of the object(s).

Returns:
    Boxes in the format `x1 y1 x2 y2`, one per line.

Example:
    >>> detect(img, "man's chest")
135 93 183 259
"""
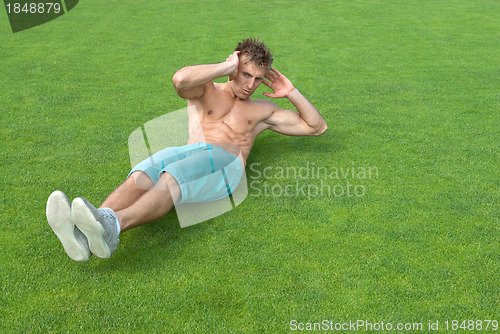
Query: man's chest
198 98 266 134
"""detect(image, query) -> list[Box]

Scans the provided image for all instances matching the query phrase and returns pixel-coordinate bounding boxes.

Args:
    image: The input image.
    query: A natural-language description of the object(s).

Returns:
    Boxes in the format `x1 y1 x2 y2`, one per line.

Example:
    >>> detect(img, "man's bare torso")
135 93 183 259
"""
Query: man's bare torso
187 82 275 164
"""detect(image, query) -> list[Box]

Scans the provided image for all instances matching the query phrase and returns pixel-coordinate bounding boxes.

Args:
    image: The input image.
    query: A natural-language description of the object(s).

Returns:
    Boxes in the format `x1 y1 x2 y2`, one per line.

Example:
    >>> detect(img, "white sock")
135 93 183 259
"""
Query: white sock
115 215 121 236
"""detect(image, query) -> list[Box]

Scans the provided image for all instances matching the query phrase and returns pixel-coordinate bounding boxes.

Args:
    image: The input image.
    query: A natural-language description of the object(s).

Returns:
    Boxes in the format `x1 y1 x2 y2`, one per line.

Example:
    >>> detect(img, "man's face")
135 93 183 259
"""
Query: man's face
230 57 268 100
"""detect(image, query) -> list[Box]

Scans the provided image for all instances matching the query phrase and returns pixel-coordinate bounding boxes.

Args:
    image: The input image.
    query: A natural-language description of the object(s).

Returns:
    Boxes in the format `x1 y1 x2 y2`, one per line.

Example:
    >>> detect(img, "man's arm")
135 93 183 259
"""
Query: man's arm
263 68 327 136
172 51 240 99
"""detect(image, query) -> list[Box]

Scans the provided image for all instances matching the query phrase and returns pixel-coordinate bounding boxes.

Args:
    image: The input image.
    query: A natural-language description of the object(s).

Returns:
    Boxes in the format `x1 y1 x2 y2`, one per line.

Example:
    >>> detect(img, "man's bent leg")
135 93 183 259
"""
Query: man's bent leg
115 172 180 232
100 171 153 211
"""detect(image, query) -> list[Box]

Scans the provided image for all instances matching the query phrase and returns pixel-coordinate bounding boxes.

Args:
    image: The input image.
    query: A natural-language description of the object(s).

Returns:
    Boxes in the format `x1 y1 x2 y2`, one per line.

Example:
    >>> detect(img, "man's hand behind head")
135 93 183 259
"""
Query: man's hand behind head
226 51 240 81
263 67 295 99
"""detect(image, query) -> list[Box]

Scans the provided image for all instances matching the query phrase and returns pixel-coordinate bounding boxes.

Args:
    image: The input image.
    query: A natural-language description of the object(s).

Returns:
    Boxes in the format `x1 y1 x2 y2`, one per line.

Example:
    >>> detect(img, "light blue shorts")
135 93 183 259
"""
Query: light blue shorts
128 142 243 204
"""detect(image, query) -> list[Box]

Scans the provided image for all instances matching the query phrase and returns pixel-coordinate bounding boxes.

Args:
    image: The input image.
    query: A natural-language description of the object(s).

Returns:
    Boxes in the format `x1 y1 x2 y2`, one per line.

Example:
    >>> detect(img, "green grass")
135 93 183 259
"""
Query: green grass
1 0 498 332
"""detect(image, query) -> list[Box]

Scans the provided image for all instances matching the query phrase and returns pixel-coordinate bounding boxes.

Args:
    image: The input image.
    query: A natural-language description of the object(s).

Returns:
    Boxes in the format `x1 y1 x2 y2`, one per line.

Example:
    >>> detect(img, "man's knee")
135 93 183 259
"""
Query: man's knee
129 171 154 190
159 172 181 202
158 172 179 189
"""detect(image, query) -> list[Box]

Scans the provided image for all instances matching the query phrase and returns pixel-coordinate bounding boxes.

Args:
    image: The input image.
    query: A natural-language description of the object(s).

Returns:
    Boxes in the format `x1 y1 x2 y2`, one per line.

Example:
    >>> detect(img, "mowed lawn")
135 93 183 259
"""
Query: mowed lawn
1 0 498 333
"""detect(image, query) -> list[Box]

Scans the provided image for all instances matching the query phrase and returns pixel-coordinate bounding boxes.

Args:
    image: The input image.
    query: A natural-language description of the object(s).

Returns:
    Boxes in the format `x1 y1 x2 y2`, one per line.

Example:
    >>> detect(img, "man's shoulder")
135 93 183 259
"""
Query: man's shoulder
194 81 225 102
252 98 280 111
249 99 282 126
203 82 230 98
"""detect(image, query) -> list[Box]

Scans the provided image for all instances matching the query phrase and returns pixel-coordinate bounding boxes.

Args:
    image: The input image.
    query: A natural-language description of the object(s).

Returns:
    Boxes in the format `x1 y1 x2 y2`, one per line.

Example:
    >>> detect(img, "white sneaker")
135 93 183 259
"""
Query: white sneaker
71 197 120 259
46 191 91 262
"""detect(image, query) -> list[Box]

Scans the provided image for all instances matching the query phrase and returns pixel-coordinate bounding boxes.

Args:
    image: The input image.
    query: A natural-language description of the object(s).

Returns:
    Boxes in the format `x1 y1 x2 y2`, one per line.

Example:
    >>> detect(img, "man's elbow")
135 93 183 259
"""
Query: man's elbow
172 71 193 99
172 71 185 91
311 122 328 136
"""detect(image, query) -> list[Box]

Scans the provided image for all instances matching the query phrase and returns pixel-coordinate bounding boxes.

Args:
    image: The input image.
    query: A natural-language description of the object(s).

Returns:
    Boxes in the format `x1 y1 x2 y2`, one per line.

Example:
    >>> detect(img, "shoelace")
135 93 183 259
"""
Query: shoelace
97 209 117 225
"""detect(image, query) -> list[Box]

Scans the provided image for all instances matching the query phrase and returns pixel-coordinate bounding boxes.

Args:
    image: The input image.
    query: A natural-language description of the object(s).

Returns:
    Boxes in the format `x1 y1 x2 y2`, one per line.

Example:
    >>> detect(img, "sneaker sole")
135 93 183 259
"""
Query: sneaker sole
46 191 91 262
71 197 111 259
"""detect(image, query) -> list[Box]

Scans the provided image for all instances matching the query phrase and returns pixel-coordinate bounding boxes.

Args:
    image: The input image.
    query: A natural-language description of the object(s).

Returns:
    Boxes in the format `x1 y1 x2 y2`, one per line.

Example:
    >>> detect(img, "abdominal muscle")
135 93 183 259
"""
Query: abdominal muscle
187 120 254 166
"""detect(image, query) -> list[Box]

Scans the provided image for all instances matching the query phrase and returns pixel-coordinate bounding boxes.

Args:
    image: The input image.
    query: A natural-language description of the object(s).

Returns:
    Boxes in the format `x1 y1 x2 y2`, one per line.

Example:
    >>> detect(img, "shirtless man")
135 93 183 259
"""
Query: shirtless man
46 38 327 262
